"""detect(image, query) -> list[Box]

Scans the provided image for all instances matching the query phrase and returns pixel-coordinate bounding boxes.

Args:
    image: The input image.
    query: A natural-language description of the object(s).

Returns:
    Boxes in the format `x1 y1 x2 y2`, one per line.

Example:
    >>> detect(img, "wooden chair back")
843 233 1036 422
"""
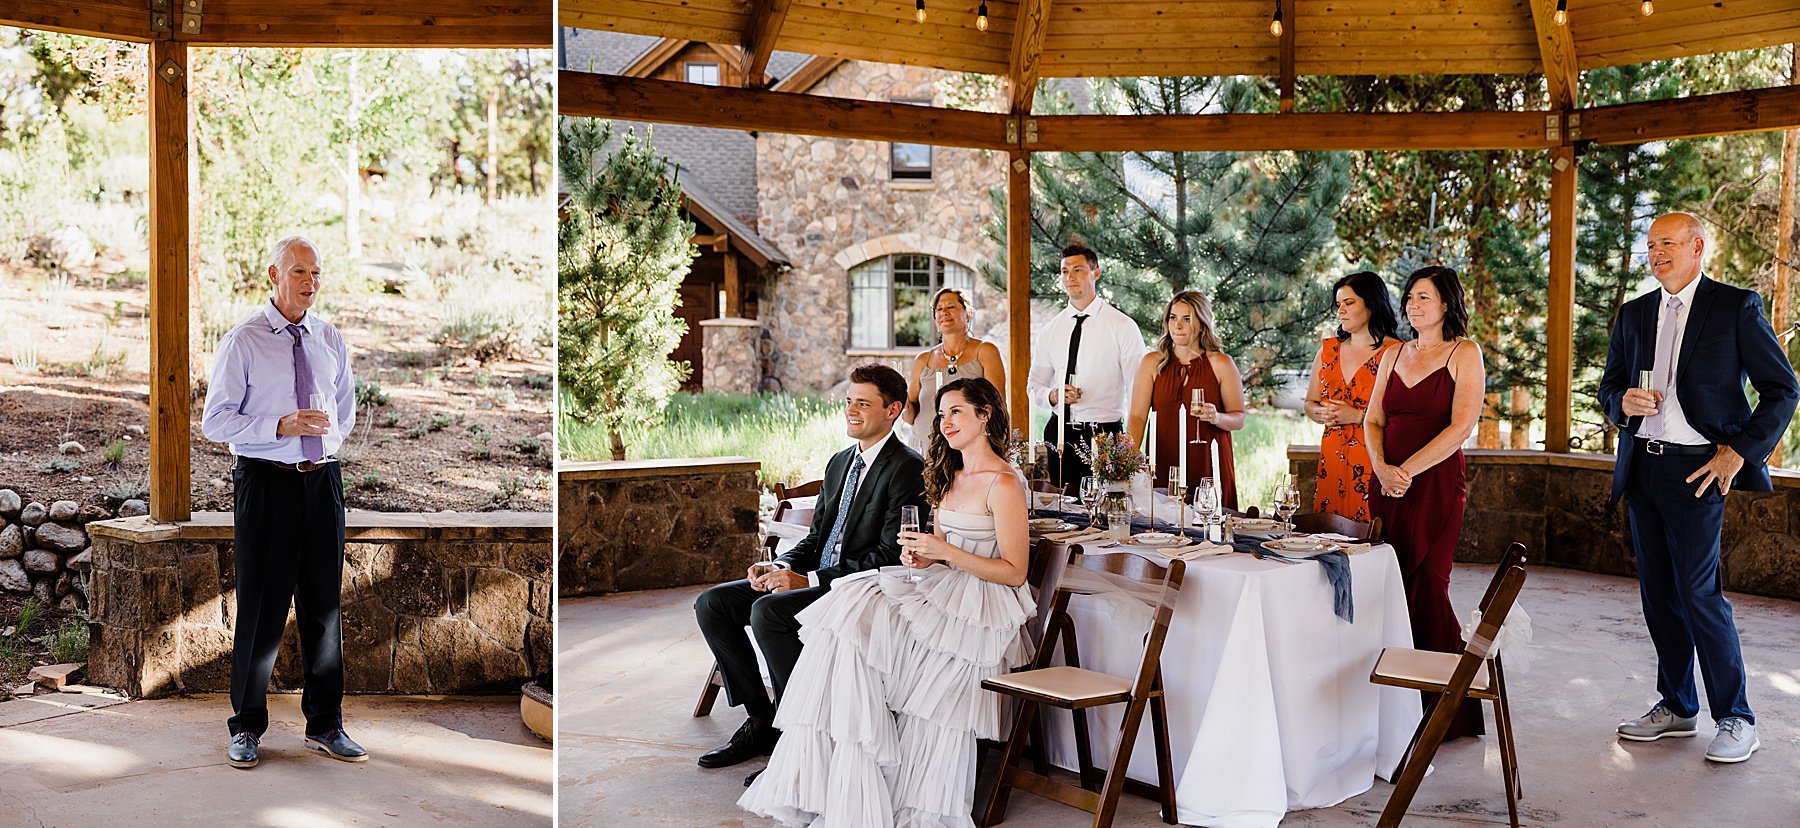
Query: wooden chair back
1291 511 1382 541
770 478 824 527
775 479 823 501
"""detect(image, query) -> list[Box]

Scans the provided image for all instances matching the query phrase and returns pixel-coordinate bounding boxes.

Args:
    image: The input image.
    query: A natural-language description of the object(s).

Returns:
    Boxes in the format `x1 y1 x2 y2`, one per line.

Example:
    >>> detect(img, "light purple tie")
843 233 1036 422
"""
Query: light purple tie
1639 296 1682 439
286 324 325 462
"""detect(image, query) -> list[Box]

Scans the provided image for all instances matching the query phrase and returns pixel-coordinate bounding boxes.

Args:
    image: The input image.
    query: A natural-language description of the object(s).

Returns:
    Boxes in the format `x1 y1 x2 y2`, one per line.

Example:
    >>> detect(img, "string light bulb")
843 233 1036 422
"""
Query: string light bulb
916 0 926 23
1553 0 1567 26
1641 0 1653 14
1270 2 1283 37
977 1 988 30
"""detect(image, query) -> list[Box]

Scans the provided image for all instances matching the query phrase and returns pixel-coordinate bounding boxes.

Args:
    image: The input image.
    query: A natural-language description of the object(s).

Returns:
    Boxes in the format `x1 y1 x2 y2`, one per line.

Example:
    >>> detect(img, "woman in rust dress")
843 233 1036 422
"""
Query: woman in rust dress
1366 266 1487 739
1126 290 1246 509
1306 271 1402 521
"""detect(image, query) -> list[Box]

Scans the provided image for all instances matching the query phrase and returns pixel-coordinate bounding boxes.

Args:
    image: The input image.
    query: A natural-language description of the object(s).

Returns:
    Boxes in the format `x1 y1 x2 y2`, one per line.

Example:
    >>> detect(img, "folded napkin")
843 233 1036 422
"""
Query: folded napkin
1311 533 1374 555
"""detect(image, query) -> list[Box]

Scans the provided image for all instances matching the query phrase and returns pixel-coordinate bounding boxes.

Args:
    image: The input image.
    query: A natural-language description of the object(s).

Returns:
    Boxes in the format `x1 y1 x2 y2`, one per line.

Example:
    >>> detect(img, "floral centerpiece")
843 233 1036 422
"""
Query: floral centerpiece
1078 432 1144 538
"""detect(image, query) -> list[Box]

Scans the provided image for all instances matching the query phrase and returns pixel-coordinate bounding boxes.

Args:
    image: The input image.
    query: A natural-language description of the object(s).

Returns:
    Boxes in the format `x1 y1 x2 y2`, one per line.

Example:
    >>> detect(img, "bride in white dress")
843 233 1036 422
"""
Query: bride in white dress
740 376 1035 828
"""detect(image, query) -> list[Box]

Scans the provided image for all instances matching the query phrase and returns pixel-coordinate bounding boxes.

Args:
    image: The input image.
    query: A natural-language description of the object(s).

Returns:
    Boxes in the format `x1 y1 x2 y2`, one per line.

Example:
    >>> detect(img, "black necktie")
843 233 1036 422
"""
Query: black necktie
1064 313 1089 388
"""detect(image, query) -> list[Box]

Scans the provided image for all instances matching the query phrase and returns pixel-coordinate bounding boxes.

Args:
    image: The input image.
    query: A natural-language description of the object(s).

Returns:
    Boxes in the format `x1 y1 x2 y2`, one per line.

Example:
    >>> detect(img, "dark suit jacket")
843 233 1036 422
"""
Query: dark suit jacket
777 434 927 588
1598 276 1799 503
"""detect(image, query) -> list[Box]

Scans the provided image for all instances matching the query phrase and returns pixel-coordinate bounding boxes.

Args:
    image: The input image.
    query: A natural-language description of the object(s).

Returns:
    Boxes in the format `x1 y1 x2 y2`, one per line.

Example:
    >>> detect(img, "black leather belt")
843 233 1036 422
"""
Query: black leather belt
1638 438 1714 457
241 456 336 472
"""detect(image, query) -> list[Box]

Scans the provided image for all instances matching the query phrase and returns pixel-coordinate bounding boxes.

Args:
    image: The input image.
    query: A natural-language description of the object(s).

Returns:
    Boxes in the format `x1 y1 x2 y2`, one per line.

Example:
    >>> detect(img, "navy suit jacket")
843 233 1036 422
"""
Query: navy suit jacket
776 435 927 588
1598 276 1799 504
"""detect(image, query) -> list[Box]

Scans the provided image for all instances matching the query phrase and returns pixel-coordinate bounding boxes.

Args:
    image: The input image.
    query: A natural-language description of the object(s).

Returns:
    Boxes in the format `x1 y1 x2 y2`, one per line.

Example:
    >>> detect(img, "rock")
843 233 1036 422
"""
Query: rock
118 499 149 518
32 578 52 604
20 502 47 526
54 571 73 598
0 525 22 558
67 548 92 572
58 441 86 455
28 663 83 691
127 424 146 437
0 559 28 592
75 476 93 484
23 548 61 574
0 489 19 518
35 521 87 553
57 593 83 613
77 505 110 523
8 683 37 697
49 500 79 521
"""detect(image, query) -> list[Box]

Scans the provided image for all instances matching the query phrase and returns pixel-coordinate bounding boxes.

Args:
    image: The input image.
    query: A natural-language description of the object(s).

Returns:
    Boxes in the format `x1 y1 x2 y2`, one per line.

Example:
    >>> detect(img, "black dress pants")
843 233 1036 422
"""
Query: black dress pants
228 458 347 737
694 579 828 721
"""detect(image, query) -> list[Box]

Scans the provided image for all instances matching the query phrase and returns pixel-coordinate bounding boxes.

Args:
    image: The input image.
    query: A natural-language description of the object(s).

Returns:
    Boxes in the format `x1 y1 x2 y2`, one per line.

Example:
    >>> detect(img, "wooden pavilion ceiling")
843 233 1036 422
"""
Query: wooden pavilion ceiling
563 0 1800 82
4 1 553 48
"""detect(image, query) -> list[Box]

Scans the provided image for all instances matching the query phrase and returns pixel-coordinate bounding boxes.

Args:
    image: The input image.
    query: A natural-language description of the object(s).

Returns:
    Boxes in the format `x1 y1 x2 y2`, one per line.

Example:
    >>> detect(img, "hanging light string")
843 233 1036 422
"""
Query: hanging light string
977 1 989 30
1270 0 1284 37
916 0 926 24
1641 0 1654 14
1554 0 1568 26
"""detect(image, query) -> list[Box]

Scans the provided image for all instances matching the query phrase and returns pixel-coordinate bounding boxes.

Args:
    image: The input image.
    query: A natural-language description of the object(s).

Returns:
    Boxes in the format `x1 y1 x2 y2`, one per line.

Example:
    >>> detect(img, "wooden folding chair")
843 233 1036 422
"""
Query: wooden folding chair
693 534 784 717
1370 545 1529 828
1291 511 1383 542
980 546 1186 828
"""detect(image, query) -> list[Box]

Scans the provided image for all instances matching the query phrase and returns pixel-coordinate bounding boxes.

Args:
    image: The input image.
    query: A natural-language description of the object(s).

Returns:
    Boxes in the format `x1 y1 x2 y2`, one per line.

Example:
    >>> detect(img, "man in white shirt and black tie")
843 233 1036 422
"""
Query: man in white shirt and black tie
1028 244 1148 490
202 236 366 769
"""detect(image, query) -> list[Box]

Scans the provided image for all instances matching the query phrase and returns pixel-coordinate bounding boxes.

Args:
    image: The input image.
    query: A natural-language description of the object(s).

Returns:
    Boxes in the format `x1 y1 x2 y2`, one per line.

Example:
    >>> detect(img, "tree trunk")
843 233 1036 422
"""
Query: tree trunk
1509 387 1533 449
609 429 627 461
1479 392 1502 449
344 52 363 260
487 86 501 205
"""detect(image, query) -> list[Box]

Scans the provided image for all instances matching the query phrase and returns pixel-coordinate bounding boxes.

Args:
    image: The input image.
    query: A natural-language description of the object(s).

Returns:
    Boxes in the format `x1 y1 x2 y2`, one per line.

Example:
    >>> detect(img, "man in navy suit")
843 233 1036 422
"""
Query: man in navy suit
1598 212 1797 764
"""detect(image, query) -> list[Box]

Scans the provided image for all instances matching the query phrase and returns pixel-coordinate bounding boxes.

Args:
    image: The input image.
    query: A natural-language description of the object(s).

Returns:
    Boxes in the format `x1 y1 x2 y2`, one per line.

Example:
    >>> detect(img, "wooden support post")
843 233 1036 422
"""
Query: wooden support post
1773 47 1798 467
149 40 192 522
1546 141 1577 453
723 252 742 319
1007 149 1032 423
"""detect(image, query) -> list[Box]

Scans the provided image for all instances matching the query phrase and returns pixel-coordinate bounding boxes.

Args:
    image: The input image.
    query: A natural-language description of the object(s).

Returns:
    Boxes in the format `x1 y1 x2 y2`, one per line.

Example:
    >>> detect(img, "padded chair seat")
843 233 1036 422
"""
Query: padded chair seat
1371 648 1497 700
984 666 1134 708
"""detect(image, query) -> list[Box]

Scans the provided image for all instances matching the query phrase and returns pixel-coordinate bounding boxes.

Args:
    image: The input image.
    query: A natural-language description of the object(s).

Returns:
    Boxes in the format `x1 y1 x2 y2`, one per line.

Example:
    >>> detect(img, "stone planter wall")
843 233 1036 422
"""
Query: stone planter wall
86 512 552 699
0 488 148 611
559 457 762 596
702 318 764 394
1286 446 1800 602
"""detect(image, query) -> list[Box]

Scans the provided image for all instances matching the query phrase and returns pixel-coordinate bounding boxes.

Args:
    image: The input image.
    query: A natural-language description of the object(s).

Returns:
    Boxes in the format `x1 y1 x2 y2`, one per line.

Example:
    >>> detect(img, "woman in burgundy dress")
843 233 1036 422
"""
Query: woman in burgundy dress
1126 290 1246 509
1366 266 1487 740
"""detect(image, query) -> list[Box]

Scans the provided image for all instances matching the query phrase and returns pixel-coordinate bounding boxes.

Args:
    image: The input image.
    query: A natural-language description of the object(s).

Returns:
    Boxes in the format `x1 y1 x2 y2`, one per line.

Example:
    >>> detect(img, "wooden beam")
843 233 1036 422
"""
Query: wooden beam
1009 0 1050 115
1527 0 1580 109
0 0 149 42
149 41 192 523
1581 84 1800 144
1545 143 1576 453
1007 150 1033 427
176 1 553 48
1029 111 1556 152
723 251 742 318
559 71 1010 149
1278 0 1296 113
741 0 793 87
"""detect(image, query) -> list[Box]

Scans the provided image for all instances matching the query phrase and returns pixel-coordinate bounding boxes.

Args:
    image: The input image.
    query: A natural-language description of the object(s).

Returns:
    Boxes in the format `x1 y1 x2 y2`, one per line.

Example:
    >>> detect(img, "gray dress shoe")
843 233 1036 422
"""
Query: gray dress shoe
305 729 369 763
1617 704 1698 741
227 732 260 769
1705 717 1759 763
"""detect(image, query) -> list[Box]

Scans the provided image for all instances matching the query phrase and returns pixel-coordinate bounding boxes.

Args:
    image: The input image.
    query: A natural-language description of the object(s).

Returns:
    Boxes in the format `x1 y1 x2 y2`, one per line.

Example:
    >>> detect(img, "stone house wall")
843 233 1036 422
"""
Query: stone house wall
86 513 552 699
560 458 763 596
756 62 1010 393
1286 447 1800 601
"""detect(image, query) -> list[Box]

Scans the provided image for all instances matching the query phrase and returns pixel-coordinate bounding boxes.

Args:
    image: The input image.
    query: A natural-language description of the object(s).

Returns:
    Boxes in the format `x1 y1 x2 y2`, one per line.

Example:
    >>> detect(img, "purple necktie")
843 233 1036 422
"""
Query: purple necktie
1639 296 1682 439
287 324 325 462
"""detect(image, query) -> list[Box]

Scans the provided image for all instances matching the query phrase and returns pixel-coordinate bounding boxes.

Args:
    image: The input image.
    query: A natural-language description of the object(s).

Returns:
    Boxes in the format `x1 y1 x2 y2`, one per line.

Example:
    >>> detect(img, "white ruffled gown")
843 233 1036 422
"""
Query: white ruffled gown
739 508 1037 828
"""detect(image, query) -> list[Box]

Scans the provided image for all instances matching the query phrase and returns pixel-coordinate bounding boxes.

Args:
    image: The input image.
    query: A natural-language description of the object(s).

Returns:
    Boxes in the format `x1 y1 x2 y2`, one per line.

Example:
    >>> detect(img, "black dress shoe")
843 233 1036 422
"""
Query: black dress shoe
305 729 369 763
227 732 260 769
744 768 762 787
698 718 777 768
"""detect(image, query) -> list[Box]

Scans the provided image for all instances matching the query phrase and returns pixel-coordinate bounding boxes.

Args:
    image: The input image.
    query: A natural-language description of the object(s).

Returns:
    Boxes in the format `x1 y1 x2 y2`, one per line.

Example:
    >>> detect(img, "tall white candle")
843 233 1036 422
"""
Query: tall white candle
1210 438 1222 516
1147 409 1157 474
1028 407 1037 464
1057 398 1066 485
1180 413 1188 487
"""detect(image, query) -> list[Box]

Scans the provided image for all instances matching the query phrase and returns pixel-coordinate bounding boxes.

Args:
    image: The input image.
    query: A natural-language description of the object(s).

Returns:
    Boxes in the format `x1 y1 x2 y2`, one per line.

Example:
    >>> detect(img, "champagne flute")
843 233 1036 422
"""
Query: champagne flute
900 505 923 581
309 391 332 430
1637 369 1659 415
1188 388 1207 444
1166 465 1184 531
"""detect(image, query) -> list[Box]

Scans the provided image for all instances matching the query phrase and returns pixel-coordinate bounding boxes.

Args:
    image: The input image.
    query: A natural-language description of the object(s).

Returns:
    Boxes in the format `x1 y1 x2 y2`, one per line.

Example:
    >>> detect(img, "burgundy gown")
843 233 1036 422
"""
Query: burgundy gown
1148 354 1237 510
1368 342 1484 740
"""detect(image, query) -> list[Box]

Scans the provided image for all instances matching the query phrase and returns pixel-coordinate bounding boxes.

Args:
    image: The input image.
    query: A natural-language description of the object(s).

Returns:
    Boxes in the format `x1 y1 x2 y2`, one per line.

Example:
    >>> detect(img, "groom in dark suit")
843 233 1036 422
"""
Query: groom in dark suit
1598 212 1797 764
693 364 927 770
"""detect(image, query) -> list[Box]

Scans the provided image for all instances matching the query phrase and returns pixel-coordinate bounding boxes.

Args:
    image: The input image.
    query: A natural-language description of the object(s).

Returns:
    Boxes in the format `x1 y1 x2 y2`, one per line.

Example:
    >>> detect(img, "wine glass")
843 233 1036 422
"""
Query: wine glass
900 505 923 581
1188 389 1207 443
1079 476 1102 522
1274 481 1301 538
1191 477 1217 524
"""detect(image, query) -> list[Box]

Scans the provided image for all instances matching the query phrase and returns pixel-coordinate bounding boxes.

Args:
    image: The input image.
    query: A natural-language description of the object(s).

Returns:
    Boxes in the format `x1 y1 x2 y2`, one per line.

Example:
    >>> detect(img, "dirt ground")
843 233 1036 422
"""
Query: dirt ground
0 257 553 515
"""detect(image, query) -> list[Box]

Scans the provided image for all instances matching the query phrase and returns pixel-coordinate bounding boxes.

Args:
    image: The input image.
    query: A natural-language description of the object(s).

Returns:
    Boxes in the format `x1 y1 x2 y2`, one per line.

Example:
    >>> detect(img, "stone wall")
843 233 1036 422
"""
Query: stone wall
702 318 764 395
86 512 552 699
1286 446 1800 601
0 488 145 611
560 458 763 596
757 61 1010 393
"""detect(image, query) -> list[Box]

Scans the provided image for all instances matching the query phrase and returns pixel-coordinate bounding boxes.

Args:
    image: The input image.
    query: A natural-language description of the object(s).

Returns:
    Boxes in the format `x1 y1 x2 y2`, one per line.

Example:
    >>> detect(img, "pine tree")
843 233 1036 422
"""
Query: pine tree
558 118 695 460
984 76 1352 393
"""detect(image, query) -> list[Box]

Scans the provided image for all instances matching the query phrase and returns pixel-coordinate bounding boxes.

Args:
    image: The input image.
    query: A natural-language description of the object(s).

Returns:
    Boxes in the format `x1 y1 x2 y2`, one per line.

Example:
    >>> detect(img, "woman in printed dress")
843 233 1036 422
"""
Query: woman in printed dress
1304 271 1401 521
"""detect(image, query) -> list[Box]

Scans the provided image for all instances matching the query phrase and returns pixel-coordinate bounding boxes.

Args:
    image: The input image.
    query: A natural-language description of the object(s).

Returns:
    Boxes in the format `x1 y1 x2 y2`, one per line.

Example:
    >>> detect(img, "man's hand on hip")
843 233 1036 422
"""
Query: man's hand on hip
1686 445 1745 497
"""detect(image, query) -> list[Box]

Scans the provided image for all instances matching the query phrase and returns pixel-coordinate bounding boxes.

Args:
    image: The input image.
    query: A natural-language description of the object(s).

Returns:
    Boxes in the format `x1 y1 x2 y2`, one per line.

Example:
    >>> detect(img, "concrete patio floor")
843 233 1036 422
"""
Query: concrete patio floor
1 691 551 827
559 564 1800 827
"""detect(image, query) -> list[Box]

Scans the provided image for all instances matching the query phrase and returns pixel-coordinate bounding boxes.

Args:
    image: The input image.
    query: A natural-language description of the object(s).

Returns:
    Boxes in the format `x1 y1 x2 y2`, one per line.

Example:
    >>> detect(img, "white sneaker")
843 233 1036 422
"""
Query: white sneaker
1704 717 1759 763
1617 704 1698 741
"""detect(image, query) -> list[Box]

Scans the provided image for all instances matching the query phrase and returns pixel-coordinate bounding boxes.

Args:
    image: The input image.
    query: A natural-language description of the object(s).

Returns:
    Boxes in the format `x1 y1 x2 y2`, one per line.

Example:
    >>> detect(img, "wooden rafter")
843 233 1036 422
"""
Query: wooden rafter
173 1 553 48
0 0 149 42
1527 0 1580 109
1029 111 1556 151
741 0 794 88
1581 83 1800 145
1009 0 1050 115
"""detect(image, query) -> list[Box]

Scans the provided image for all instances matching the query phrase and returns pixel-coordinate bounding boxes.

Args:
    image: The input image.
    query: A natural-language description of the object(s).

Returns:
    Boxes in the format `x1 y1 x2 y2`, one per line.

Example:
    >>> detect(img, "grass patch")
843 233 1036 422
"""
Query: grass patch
102 439 128 468
48 613 90 665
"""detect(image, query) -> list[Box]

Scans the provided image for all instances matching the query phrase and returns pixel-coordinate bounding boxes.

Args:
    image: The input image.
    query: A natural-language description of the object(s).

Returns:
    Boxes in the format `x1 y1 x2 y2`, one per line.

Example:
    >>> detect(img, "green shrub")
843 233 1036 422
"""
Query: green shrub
356 378 390 408
40 457 78 474
102 438 128 467
49 614 90 664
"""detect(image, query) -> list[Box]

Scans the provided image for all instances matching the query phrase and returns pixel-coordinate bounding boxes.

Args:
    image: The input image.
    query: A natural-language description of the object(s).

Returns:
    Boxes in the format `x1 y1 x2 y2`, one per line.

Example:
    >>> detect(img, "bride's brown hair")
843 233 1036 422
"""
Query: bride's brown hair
923 377 1010 506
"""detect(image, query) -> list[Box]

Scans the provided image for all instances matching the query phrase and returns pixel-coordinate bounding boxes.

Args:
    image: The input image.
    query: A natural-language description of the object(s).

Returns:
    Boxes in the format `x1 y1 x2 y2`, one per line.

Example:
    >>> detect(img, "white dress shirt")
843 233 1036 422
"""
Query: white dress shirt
201 301 357 462
1645 275 1708 446
1027 296 1147 423
782 428 897 587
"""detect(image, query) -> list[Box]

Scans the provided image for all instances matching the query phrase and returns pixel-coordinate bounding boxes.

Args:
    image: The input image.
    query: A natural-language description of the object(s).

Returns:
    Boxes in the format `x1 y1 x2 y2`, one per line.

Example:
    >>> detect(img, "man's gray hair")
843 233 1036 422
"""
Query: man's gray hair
269 236 321 270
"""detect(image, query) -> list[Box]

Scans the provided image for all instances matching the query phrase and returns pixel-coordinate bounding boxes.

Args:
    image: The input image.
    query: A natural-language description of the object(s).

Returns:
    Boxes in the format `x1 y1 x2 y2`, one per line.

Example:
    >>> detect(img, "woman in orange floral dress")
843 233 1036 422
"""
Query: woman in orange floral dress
1305 271 1401 521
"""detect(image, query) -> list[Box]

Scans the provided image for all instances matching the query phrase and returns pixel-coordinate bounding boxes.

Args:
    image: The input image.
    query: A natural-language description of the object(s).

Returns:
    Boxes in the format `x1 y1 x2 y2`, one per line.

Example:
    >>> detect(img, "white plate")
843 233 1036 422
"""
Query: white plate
1261 538 1338 557
1122 533 1190 549
1234 518 1283 535
1029 519 1075 532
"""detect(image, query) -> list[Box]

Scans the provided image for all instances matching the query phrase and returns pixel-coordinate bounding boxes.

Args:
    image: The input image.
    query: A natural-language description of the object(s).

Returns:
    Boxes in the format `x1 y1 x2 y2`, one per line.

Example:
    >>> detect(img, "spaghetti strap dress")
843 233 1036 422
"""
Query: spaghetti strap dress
1147 353 1237 510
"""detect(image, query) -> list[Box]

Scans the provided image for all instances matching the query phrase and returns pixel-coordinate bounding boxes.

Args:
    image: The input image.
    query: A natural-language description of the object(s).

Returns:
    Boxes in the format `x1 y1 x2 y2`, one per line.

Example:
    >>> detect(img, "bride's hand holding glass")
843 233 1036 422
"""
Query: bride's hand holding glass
898 529 950 567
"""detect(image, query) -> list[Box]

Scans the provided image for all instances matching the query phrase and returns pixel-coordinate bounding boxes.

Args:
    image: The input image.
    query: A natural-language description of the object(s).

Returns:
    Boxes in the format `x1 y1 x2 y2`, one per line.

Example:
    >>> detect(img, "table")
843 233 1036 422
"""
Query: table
1036 541 1422 828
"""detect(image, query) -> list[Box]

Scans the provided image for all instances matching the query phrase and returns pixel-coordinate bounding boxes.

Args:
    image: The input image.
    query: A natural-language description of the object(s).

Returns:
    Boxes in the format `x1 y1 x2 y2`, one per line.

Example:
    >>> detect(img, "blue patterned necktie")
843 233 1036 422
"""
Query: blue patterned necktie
819 453 866 570
286 324 325 462
1639 296 1682 440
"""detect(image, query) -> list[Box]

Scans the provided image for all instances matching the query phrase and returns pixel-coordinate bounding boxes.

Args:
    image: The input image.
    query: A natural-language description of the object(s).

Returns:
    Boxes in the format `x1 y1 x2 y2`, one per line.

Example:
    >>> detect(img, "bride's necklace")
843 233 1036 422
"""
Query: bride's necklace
942 338 972 375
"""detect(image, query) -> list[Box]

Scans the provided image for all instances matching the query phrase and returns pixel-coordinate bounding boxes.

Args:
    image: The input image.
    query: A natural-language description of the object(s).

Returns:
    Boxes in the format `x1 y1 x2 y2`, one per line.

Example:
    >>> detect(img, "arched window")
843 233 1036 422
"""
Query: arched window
849 254 974 349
